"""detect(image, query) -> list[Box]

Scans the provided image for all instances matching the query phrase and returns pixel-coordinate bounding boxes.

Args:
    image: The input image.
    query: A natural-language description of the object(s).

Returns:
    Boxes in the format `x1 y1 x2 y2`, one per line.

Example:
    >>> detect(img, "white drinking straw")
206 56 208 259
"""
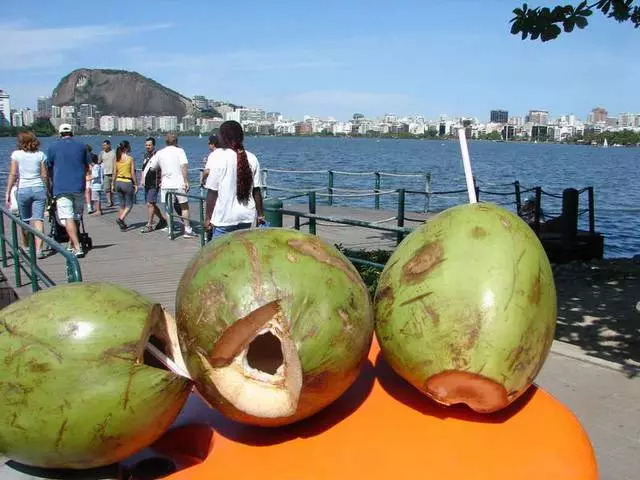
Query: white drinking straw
146 343 193 380
458 127 477 204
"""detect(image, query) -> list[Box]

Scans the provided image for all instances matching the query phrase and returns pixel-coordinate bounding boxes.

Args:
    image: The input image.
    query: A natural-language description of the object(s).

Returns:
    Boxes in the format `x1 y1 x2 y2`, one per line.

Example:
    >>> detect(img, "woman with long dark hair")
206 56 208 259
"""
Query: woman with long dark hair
112 140 137 231
203 121 265 237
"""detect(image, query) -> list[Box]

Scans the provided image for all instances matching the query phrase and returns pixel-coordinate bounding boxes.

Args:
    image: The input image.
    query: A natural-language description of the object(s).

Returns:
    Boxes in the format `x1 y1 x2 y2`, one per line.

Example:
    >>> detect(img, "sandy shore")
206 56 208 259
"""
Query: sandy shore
553 256 640 376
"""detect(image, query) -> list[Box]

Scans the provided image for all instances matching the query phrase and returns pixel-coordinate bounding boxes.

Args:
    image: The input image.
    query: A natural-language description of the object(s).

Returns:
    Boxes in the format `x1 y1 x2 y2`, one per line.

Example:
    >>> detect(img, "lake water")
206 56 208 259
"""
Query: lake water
1 135 638 258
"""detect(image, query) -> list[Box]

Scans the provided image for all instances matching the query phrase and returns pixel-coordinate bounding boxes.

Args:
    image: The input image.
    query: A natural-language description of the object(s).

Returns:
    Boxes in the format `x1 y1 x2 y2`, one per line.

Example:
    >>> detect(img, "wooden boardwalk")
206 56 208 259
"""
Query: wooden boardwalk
0 202 430 311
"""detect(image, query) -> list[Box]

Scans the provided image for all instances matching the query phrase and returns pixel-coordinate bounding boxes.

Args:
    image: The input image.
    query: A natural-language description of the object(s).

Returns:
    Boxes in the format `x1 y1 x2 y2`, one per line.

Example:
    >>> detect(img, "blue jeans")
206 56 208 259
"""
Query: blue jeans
17 187 47 221
211 223 251 239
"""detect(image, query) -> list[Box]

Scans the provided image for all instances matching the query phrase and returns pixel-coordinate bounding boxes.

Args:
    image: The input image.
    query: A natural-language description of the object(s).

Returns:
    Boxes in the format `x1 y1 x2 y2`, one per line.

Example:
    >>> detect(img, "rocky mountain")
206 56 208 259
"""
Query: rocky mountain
51 69 194 117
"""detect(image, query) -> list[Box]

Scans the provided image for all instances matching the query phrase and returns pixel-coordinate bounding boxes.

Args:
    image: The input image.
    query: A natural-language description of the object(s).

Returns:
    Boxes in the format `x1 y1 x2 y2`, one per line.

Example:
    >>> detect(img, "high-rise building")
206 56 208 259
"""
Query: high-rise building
192 95 208 110
37 96 52 119
99 116 116 132
12 111 23 128
78 104 96 119
526 110 549 125
22 108 35 126
591 107 607 123
60 105 75 119
0 90 11 128
490 110 508 123
51 105 61 118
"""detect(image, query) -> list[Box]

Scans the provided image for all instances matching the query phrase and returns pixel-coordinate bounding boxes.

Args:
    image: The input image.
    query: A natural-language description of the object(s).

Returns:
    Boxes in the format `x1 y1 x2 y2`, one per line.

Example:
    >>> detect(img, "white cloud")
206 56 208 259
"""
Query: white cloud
0 22 172 71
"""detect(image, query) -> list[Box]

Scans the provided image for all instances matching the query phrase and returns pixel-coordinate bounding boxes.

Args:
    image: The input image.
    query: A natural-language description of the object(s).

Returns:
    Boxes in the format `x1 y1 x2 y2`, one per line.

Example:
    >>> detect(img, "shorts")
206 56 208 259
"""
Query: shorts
145 187 159 204
104 174 113 193
17 187 47 222
56 192 85 220
212 223 251 239
115 181 135 209
91 189 101 202
161 188 188 205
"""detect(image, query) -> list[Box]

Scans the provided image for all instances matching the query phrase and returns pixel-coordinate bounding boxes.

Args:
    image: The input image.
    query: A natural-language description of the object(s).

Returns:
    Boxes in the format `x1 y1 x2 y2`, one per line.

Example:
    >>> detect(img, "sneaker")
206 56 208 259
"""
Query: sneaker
155 219 168 231
73 249 85 258
139 225 154 234
116 218 127 231
37 250 47 260
183 230 198 239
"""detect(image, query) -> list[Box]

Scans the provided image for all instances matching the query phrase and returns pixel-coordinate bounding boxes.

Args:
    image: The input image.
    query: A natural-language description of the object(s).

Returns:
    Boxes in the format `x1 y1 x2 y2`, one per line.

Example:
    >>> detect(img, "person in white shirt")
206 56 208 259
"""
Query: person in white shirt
141 133 196 238
203 120 265 238
4 131 48 258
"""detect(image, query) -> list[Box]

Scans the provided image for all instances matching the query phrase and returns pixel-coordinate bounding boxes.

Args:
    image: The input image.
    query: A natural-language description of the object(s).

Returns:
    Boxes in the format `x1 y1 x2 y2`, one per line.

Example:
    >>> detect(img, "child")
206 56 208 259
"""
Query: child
90 155 104 215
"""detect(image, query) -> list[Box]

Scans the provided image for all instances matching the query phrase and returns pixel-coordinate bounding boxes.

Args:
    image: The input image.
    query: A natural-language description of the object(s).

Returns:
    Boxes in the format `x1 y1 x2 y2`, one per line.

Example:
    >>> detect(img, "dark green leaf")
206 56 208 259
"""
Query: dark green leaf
575 16 589 28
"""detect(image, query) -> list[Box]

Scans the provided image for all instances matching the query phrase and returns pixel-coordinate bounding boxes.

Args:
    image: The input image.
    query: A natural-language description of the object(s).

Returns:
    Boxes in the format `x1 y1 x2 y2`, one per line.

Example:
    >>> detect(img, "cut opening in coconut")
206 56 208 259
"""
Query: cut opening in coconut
200 301 302 419
246 331 284 375
140 304 191 379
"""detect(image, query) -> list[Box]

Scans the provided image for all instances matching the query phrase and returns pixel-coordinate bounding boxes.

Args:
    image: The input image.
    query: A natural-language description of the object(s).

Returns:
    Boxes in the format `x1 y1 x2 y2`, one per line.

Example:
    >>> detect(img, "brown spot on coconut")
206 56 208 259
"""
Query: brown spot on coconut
374 203 556 413
176 228 374 427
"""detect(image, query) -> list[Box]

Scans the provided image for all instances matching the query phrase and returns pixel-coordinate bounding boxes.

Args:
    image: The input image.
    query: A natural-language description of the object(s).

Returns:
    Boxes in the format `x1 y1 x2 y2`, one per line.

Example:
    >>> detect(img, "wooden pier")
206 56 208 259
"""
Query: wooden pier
0 203 431 310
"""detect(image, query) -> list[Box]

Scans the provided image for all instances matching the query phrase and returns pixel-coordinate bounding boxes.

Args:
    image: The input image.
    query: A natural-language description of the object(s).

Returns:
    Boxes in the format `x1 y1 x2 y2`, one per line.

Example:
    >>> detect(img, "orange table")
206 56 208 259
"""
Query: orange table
128 340 598 479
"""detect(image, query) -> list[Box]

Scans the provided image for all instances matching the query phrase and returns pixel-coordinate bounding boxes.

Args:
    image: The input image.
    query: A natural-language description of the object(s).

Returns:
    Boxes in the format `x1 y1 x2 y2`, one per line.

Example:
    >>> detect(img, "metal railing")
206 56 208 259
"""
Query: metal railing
0 207 82 292
165 190 208 247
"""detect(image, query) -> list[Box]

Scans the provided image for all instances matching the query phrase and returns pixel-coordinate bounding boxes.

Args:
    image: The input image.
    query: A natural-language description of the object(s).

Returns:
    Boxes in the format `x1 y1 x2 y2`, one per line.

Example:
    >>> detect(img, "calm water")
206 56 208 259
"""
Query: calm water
1 135 638 258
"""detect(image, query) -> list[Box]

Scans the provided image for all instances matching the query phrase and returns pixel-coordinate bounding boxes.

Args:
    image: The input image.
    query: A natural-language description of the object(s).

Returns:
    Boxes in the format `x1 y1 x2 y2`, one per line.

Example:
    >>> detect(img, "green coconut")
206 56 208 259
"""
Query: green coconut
176 228 374 426
0 283 192 469
375 202 556 413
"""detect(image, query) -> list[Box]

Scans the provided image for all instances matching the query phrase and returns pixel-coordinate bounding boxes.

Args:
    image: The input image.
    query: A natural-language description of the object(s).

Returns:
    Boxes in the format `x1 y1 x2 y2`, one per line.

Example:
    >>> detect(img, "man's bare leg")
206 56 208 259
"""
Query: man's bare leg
65 219 81 251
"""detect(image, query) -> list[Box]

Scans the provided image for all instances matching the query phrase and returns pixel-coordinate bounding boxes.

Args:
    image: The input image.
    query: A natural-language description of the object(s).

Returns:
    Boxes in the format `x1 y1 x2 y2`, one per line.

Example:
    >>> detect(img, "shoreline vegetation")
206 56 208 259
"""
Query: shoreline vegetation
1 126 639 147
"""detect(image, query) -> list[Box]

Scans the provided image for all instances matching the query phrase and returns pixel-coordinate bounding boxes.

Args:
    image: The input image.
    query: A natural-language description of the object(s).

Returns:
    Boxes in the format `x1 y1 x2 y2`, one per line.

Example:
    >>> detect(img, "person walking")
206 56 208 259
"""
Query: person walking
5 131 48 258
46 123 90 257
85 145 98 213
141 133 196 238
90 154 104 215
203 121 266 238
199 134 220 191
139 137 167 233
112 140 137 231
99 139 116 207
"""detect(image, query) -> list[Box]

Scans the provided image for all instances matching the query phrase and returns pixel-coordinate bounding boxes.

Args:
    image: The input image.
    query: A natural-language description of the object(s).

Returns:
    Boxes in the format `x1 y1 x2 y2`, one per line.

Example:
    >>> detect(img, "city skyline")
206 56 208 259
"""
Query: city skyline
2 1 639 119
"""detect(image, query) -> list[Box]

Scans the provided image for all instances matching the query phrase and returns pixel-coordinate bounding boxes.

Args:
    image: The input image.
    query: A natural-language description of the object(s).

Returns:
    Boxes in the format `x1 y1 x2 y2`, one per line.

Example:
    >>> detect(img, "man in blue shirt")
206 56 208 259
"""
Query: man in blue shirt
46 123 90 257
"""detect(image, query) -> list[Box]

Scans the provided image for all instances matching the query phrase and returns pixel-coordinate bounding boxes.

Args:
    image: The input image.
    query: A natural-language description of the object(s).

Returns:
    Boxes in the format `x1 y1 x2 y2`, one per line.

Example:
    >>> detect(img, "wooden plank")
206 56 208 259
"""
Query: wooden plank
1 203 420 310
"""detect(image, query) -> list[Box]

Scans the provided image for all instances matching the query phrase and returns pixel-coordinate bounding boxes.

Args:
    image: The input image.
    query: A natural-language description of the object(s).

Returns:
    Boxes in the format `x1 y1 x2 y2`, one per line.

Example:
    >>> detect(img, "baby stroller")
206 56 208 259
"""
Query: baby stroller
47 198 93 252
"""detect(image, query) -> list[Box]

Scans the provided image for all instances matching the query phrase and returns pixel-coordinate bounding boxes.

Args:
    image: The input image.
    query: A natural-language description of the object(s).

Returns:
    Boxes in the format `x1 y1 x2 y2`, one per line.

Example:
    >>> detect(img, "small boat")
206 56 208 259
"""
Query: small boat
603 138 608 148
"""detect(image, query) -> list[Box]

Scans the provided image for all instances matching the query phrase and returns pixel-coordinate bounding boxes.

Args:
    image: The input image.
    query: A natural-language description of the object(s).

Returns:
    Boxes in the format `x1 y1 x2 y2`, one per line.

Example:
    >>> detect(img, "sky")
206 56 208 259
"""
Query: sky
1 0 639 121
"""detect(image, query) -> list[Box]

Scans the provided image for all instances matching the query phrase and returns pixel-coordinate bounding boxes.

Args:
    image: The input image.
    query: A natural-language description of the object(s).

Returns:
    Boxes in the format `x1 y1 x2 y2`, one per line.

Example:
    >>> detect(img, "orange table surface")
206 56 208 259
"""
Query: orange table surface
138 339 597 480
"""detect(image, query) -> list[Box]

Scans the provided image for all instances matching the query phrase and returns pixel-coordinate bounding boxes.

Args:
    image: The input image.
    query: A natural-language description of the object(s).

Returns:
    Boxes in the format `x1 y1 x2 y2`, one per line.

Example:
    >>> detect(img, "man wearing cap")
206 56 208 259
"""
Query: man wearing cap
46 123 91 257
99 139 116 207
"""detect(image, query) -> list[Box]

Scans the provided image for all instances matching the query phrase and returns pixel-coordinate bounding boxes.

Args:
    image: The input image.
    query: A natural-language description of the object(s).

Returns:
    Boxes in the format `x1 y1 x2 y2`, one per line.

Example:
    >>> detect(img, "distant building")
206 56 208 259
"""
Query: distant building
22 108 35 126
100 116 116 132
239 108 265 122
157 116 178 132
192 95 208 111
60 105 75 119
51 105 61 118
0 90 11 128
37 96 52 119
591 107 607 123
12 111 23 128
78 104 97 119
490 109 508 123
84 117 96 130
526 110 549 125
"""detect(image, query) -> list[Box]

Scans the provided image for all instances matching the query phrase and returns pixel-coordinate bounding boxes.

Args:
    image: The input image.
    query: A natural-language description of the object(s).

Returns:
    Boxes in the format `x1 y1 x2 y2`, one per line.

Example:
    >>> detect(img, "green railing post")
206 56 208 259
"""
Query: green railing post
27 232 38 293
534 187 542 235
10 222 21 287
262 169 268 198
199 194 206 247
396 189 405 245
294 215 300 230
424 173 431 213
264 197 283 227
474 176 480 202
328 170 334 206
514 181 522 215
374 172 381 209
0 215 7 267
308 191 317 235
588 187 595 234
66 255 83 283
